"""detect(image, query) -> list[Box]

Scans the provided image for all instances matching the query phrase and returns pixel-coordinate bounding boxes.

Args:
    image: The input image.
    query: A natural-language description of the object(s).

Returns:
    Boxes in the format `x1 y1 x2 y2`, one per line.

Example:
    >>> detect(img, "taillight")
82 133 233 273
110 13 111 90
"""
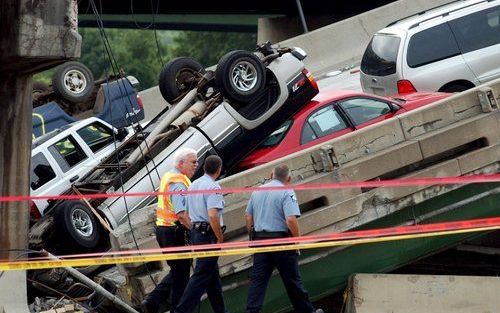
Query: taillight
29 201 41 220
303 69 318 91
136 95 144 110
397 80 417 94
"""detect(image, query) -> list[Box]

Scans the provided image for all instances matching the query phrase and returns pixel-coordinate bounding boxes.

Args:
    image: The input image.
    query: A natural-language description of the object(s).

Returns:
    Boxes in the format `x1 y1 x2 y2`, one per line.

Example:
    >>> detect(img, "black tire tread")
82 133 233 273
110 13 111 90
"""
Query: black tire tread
158 57 205 103
51 61 94 103
215 50 266 104
54 201 100 250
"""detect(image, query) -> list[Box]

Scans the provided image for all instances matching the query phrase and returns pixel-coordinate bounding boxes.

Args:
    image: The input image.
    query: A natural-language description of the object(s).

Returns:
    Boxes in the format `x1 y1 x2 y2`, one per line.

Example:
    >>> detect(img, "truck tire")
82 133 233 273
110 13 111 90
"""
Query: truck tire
52 61 94 103
54 201 100 249
215 50 266 104
159 57 205 103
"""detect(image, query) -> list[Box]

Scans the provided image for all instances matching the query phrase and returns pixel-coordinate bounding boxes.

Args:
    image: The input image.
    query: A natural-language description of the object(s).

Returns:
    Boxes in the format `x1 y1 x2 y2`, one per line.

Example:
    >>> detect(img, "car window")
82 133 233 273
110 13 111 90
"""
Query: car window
30 153 56 191
449 5 500 53
301 105 348 144
48 135 88 173
339 98 392 125
77 122 114 153
407 23 460 68
259 120 293 148
361 34 401 76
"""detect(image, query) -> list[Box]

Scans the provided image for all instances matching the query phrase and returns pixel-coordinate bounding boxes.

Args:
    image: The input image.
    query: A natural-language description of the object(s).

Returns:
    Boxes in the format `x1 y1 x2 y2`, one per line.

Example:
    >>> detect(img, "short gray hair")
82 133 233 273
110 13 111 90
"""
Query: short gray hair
272 164 290 182
173 147 197 166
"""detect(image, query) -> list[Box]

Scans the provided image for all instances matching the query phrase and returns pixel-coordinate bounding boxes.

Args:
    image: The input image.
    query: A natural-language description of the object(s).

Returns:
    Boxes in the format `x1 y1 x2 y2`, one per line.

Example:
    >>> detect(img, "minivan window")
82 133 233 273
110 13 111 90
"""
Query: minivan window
48 135 88 172
361 34 401 76
30 153 56 190
407 23 460 68
77 122 114 153
449 5 500 53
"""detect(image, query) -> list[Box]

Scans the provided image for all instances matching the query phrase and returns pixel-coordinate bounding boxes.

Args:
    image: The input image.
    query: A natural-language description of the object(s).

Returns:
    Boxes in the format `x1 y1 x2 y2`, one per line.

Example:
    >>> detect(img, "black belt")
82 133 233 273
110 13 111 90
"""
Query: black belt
193 221 211 233
254 231 289 239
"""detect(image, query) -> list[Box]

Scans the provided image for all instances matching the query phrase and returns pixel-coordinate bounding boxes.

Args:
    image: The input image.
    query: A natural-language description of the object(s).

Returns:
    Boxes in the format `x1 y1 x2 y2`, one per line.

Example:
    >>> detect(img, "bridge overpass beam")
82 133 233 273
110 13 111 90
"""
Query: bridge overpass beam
0 1 81 312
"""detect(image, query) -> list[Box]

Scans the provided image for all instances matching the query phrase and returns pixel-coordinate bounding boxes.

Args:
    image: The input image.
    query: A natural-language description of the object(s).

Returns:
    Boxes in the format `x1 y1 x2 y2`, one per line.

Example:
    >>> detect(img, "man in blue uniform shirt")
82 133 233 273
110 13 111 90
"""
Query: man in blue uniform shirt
245 164 322 313
174 155 227 313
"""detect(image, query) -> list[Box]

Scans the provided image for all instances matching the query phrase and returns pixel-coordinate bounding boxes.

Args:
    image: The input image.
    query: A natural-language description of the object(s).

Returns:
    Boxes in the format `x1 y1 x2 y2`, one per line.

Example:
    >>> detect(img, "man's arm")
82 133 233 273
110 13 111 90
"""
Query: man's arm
208 208 223 243
245 214 254 234
171 183 191 229
286 215 300 237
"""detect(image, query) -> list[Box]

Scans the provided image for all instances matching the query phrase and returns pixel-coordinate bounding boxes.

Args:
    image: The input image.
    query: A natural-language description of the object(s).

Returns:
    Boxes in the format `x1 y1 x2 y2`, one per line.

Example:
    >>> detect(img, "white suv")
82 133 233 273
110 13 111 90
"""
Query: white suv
30 117 128 221
360 0 500 96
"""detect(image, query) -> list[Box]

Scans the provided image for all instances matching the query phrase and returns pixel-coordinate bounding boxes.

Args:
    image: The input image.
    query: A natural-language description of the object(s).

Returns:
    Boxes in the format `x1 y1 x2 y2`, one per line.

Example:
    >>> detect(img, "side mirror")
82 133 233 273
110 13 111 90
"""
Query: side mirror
116 127 129 141
389 102 401 111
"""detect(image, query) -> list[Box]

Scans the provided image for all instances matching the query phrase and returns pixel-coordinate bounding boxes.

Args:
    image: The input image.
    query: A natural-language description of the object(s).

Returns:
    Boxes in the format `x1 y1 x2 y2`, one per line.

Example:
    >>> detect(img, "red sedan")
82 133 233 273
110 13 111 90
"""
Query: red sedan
238 89 450 170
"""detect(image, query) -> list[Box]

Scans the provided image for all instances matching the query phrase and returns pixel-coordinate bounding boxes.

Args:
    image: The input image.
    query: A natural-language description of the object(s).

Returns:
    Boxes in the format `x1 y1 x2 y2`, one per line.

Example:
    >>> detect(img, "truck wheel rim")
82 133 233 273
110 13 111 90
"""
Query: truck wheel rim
64 70 87 95
71 208 94 238
231 61 257 92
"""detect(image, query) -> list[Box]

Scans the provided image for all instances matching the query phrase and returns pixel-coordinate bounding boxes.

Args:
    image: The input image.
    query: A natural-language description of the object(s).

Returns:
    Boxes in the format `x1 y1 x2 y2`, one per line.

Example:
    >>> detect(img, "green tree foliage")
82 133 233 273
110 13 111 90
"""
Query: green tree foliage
171 31 257 67
79 28 166 90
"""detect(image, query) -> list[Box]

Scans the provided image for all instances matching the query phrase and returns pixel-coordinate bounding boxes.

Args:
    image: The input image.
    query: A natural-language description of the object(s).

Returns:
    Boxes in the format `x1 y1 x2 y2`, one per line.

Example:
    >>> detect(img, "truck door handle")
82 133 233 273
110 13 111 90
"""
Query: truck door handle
69 175 79 183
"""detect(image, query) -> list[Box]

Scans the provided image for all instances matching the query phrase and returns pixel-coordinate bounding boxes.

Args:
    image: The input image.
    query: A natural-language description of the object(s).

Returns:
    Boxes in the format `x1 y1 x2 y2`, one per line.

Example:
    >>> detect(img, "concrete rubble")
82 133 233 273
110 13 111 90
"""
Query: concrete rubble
29 298 87 313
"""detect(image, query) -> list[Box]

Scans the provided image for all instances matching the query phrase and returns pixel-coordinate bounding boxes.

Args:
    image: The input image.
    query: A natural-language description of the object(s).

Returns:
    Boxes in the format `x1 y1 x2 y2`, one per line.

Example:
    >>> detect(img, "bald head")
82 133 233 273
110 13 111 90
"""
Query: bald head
272 164 290 183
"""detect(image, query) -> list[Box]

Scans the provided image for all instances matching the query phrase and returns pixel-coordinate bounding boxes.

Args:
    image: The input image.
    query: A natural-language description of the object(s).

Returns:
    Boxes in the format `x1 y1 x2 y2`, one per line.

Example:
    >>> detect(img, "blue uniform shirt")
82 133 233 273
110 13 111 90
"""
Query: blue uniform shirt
187 174 224 224
246 179 300 232
169 168 188 214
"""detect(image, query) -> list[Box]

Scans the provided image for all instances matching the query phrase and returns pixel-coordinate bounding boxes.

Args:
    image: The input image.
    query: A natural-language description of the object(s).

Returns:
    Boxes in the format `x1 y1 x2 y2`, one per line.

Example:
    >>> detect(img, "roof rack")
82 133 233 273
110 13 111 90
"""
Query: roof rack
408 0 492 29
386 0 467 27
386 0 492 28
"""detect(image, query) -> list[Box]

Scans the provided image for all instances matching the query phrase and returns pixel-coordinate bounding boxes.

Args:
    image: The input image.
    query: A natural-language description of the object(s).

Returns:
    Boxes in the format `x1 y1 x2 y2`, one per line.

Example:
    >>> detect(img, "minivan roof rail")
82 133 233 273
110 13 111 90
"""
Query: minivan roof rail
386 0 467 27
408 0 493 29
386 0 491 28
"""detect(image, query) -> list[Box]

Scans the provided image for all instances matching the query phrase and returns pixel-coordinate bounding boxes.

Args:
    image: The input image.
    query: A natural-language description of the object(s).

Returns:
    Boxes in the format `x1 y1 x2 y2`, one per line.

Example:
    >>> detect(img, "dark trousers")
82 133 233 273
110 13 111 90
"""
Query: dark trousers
174 230 226 313
145 226 192 311
246 250 314 313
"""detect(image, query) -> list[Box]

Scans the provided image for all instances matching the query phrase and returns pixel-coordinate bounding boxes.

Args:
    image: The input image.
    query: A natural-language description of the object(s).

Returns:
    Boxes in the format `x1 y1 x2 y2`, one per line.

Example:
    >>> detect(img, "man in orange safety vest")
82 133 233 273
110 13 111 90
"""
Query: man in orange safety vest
141 147 199 313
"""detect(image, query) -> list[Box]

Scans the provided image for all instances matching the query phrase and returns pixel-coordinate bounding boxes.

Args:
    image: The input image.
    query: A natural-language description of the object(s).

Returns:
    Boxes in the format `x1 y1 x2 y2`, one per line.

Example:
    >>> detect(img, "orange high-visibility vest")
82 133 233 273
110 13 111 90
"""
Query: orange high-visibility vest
156 172 191 226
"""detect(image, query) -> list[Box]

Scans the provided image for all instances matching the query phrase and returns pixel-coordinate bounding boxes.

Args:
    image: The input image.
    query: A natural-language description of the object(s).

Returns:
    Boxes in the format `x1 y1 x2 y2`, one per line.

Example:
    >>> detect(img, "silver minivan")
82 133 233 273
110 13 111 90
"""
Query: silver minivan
360 0 500 96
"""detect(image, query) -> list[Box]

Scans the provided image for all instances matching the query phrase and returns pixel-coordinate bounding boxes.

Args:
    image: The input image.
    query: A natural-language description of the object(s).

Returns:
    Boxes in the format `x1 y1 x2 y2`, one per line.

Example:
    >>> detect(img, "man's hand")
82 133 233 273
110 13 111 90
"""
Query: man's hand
177 211 192 230
208 208 223 244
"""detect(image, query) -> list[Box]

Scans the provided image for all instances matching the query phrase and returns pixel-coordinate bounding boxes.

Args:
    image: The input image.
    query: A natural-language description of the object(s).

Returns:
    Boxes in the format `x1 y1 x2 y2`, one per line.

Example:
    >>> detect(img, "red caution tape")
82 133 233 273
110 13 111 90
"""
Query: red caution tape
17 216 500 263
1 174 499 203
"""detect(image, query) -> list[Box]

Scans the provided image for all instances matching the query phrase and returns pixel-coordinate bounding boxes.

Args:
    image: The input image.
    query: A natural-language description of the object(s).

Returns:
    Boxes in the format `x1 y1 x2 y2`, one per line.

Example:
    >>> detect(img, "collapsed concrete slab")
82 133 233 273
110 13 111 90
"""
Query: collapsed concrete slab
110 79 500 310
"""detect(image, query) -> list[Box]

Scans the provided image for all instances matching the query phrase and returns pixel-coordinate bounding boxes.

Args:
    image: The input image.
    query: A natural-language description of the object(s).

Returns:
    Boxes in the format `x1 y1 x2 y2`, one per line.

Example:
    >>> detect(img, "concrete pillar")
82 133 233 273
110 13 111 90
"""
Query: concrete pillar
0 1 81 312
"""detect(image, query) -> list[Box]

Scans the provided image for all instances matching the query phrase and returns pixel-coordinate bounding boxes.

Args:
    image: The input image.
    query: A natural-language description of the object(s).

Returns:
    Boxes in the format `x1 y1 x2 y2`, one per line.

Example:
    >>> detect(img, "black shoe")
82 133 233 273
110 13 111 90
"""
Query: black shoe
140 300 159 313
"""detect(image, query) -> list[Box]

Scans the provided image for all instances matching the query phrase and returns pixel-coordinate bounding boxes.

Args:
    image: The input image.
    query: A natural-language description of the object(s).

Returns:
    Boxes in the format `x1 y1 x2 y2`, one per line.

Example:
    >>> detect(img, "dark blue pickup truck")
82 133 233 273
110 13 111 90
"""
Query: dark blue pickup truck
33 77 144 138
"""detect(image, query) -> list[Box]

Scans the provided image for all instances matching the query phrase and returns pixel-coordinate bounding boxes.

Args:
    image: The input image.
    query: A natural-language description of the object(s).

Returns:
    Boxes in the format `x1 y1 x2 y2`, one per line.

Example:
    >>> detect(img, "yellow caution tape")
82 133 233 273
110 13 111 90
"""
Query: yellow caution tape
1 225 499 271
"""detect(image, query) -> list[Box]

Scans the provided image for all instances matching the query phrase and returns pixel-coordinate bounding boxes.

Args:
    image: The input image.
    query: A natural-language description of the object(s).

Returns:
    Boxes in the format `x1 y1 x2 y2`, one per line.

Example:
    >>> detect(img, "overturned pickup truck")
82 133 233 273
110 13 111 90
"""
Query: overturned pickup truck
29 42 319 252
32 62 145 138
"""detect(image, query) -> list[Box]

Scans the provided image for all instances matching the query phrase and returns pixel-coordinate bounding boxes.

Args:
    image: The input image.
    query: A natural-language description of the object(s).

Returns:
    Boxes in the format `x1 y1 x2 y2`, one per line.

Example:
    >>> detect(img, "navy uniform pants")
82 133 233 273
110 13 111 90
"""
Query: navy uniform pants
246 250 315 313
174 230 226 313
145 226 192 312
